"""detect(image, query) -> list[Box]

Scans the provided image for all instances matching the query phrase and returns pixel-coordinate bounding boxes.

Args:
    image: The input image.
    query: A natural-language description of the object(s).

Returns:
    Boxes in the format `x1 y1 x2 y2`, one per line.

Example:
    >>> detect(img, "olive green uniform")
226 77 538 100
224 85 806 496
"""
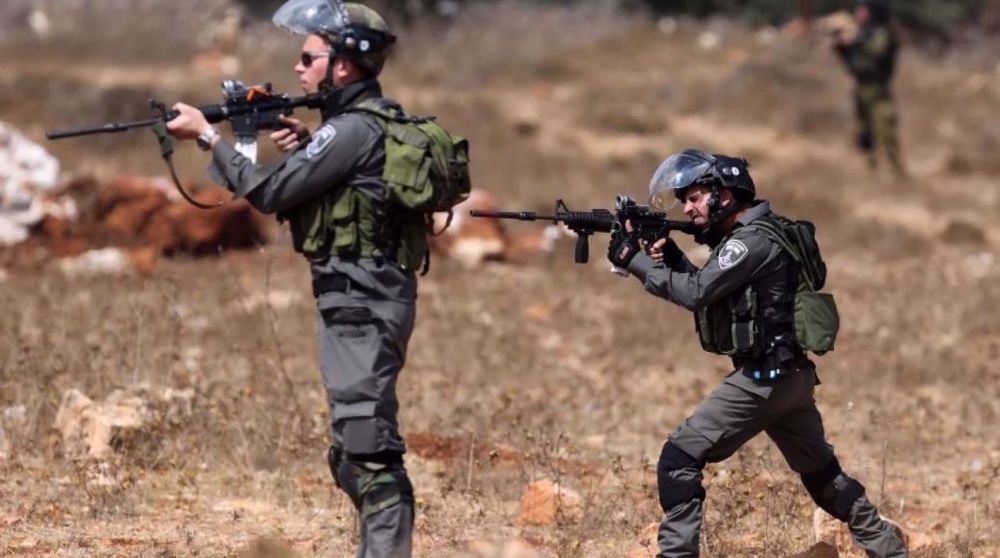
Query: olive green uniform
625 201 907 558
835 25 903 174
210 78 415 558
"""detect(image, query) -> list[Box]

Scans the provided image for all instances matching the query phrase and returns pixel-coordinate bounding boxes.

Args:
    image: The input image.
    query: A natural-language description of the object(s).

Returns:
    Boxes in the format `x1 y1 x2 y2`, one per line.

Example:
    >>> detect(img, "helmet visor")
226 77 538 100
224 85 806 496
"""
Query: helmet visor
272 0 348 36
648 151 715 209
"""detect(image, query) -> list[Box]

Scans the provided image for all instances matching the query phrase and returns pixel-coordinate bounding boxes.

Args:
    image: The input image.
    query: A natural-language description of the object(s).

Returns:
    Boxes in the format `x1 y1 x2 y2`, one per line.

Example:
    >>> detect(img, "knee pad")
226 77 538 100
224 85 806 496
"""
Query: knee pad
357 461 414 519
327 445 362 508
656 441 706 513
801 457 866 521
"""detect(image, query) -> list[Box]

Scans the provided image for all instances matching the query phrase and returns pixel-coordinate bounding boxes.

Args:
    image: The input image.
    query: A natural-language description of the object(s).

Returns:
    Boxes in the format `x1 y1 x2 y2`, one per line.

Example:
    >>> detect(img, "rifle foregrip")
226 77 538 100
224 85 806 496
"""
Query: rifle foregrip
575 235 590 263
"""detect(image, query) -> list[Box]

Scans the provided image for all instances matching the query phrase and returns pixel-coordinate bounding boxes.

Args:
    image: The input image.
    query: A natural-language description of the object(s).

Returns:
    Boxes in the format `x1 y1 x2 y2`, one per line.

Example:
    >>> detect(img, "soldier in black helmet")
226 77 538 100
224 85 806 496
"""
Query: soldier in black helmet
834 0 905 175
607 149 909 558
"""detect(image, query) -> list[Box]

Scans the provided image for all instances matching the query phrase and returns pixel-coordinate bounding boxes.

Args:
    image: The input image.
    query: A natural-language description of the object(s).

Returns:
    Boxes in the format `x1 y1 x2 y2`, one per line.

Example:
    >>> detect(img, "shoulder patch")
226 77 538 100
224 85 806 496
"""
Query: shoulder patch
305 123 337 159
717 239 749 270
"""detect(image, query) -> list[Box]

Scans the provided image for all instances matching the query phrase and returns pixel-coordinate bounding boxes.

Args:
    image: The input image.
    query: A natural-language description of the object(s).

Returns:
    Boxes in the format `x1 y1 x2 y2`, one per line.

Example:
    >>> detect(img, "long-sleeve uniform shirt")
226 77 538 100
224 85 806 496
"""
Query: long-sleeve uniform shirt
208 80 416 302
206 80 417 456
625 201 805 397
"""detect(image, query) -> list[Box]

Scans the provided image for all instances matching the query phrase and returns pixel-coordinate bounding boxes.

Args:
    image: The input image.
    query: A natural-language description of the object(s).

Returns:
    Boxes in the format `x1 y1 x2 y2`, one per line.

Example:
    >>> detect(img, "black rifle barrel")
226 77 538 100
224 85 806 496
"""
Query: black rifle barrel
46 93 323 140
46 118 163 140
469 209 558 221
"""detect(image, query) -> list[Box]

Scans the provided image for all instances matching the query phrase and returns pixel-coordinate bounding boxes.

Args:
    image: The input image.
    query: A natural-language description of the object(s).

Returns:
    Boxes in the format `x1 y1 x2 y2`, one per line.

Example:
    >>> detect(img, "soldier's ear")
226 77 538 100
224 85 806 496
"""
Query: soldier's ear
717 188 734 207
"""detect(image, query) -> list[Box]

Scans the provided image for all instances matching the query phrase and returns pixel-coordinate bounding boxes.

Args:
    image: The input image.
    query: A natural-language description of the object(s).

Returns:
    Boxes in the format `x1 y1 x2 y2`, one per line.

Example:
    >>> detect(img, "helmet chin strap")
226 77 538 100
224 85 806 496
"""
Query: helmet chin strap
705 187 744 229
319 48 337 95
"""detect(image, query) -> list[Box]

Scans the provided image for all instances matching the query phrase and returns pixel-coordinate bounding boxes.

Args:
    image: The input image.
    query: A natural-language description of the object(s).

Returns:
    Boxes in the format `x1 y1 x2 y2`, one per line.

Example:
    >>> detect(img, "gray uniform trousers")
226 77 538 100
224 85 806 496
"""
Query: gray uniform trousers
658 365 907 558
315 260 417 558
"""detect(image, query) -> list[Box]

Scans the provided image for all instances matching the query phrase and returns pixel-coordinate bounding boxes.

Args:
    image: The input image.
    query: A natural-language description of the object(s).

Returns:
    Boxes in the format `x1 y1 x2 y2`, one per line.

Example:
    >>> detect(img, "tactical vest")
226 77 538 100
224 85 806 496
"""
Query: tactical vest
282 98 471 272
695 216 838 360
695 219 799 361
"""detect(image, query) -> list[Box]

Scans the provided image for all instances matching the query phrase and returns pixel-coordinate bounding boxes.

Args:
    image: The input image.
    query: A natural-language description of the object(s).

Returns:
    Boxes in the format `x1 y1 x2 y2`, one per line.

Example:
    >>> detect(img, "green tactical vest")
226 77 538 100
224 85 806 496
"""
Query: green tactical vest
695 237 764 358
695 217 839 357
283 98 471 272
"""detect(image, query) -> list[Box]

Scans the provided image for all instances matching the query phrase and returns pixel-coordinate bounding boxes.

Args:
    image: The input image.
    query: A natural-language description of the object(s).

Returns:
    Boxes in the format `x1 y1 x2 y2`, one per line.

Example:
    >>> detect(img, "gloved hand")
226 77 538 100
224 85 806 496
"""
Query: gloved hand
607 225 640 268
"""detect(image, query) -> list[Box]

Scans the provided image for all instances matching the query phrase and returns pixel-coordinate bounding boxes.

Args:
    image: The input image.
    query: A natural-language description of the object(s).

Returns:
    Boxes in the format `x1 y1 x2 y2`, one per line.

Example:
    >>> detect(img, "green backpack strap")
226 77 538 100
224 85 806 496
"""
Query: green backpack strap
749 218 839 355
748 219 818 291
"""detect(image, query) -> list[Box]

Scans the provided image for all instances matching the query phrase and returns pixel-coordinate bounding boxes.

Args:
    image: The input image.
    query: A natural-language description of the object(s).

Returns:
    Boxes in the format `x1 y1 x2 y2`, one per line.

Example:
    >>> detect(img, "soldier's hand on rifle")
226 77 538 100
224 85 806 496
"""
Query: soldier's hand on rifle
166 103 211 141
270 114 310 152
608 219 641 268
642 237 669 264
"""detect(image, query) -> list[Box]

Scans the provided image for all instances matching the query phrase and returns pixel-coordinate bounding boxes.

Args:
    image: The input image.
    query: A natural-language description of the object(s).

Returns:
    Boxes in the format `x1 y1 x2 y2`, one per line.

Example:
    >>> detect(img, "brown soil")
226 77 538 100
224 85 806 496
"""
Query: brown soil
1 4 998 557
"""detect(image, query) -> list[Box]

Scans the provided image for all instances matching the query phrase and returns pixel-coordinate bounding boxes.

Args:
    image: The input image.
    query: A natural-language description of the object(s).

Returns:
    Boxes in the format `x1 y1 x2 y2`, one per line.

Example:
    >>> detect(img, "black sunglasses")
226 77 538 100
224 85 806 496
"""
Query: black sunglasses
300 51 330 67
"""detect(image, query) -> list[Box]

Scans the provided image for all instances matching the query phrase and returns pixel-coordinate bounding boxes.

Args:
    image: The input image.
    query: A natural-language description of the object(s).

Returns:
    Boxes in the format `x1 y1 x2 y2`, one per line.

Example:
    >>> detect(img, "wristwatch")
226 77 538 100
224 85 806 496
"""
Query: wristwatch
196 127 220 151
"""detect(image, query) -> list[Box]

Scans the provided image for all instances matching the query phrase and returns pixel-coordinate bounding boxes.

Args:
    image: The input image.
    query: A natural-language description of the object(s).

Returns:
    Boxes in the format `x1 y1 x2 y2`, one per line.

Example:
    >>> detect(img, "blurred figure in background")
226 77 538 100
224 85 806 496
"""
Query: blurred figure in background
833 0 905 175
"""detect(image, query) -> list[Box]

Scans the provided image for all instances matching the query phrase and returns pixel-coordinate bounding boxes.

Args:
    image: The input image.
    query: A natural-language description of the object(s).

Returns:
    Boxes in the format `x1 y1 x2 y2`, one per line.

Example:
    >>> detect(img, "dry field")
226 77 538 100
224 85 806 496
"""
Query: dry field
1 3 998 557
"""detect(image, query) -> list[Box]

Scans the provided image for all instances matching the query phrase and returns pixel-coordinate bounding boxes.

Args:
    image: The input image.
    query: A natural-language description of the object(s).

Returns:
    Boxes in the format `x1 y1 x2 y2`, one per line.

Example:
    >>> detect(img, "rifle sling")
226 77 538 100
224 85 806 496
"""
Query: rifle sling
151 120 227 210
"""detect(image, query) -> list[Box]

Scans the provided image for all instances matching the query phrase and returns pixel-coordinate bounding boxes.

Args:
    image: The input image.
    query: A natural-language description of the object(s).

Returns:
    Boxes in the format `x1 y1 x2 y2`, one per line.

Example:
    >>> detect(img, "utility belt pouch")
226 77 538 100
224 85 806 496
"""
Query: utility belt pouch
730 288 757 353
696 302 729 355
383 120 433 208
331 188 360 256
393 213 429 272
281 195 334 258
795 290 839 355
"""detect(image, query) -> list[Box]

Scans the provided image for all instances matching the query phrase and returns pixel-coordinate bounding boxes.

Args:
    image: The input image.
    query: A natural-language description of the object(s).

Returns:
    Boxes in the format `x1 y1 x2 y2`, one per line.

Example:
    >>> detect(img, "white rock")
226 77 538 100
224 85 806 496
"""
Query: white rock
0 122 61 245
2 405 27 423
657 17 679 35
54 389 149 460
239 290 302 312
56 248 130 276
697 31 721 51
28 10 52 37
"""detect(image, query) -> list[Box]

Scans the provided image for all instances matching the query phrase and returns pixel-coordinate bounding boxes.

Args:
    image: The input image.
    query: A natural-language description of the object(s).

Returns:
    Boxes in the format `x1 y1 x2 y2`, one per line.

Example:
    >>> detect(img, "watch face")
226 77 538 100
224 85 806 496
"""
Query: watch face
197 128 217 150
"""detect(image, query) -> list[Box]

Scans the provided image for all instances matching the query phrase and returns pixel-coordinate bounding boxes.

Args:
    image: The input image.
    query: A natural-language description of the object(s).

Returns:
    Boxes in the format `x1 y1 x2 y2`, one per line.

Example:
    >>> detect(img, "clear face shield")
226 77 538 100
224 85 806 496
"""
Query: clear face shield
272 0 348 37
647 150 716 210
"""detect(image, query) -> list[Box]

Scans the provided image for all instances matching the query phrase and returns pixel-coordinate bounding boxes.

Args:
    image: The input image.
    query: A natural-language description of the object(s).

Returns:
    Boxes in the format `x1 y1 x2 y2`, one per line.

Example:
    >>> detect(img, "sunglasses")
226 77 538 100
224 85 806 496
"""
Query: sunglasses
300 51 330 67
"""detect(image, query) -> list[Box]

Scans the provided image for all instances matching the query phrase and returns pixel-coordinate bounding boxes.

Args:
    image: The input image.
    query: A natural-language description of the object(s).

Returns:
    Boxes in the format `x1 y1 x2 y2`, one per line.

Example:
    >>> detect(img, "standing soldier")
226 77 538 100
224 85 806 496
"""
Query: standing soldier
834 0 904 175
606 149 908 558
166 1 470 556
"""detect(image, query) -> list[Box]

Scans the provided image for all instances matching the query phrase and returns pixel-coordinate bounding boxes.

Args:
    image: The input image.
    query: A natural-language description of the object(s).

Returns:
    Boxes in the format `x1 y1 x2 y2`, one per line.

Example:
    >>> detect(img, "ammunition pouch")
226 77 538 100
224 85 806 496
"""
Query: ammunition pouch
350 98 471 214
794 290 840 354
282 98 471 273
696 286 760 358
281 187 382 261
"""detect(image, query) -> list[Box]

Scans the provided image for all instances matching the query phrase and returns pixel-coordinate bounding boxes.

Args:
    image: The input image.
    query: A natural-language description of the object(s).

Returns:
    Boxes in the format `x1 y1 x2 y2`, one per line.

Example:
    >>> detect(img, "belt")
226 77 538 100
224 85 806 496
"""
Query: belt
734 354 811 383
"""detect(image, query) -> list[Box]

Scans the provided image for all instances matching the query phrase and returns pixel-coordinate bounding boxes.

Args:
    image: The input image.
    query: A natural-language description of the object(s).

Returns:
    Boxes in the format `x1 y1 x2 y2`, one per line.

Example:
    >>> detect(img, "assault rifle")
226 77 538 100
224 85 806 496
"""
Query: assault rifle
46 81 323 208
471 195 697 271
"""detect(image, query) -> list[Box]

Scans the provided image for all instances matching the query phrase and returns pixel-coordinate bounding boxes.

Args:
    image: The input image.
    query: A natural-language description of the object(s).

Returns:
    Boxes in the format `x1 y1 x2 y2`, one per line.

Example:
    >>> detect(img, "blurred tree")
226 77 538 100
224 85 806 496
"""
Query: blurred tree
637 0 991 42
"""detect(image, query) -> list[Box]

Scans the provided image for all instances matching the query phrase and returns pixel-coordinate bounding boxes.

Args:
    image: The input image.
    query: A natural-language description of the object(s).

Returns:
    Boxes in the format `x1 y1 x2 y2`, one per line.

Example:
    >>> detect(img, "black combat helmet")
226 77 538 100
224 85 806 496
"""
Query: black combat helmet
273 0 396 76
648 149 755 211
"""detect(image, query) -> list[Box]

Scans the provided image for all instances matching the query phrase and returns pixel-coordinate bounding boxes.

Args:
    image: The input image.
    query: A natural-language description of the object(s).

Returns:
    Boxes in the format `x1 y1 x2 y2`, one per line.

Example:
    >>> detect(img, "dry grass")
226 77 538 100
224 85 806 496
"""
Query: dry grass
1 2 999 556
